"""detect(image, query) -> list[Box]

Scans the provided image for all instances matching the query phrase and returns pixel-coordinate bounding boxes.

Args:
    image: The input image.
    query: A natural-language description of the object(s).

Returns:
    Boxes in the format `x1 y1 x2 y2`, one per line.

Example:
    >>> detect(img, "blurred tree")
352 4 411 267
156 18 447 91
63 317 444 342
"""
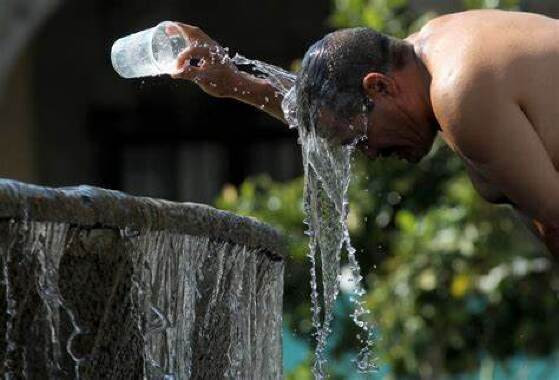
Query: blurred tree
216 0 559 378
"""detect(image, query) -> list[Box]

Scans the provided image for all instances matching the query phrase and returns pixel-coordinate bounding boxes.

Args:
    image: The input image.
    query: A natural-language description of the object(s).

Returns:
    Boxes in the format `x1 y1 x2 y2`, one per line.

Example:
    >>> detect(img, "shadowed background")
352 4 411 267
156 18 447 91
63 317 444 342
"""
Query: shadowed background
3 0 559 379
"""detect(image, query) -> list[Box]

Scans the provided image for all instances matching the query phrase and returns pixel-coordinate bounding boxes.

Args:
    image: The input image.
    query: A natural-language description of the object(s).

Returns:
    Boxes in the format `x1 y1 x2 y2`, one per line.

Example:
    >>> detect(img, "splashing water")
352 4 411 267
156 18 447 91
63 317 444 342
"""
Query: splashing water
230 54 378 376
2 220 84 379
284 87 377 377
231 53 296 97
0 211 283 379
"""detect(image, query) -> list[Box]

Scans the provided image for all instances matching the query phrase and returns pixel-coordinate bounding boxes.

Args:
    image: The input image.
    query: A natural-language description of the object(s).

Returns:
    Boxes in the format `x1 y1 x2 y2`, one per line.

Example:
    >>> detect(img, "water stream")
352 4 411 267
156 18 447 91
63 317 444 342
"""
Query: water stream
284 86 377 377
232 55 377 377
0 215 283 378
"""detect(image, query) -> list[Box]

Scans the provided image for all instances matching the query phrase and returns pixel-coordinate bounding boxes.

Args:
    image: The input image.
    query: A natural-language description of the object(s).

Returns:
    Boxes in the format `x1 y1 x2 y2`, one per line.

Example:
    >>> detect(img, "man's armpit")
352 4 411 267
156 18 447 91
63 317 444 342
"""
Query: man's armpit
454 100 559 224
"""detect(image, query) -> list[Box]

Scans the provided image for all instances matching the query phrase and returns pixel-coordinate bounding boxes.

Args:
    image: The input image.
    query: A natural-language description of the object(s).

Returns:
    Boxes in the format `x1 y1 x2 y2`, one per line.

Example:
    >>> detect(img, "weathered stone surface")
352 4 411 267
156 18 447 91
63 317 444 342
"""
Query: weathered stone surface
0 179 285 258
0 179 284 379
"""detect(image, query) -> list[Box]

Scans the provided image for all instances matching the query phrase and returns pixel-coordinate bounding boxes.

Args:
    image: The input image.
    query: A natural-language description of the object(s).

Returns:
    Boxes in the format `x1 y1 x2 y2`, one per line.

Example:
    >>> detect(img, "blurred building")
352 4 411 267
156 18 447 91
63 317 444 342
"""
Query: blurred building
2 0 559 204
0 0 330 203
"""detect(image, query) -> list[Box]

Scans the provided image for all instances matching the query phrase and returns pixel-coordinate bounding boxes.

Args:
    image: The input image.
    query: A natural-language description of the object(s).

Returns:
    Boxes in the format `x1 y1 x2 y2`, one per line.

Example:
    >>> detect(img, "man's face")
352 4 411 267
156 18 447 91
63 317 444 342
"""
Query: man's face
315 108 367 146
316 105 435 164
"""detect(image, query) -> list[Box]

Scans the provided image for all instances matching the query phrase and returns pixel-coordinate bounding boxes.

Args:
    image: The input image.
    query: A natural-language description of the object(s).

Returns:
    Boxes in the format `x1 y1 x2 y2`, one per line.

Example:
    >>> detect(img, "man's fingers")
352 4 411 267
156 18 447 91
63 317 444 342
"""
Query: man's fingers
171 65 202 80
169 22 206 39
176 49 190 70
172 47 211 80
172 22 199 32
176 46 210 70
165 24 182 37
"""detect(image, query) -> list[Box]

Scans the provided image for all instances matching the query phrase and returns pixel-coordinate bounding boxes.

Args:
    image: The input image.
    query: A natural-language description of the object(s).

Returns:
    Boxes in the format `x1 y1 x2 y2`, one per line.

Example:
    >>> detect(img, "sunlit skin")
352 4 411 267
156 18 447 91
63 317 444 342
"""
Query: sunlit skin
170 11 559 257
317 60 439 163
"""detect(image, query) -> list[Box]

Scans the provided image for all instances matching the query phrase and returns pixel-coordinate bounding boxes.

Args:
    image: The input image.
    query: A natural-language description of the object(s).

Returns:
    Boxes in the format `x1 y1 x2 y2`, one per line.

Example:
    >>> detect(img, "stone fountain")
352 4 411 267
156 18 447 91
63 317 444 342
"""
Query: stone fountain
0 179 284 379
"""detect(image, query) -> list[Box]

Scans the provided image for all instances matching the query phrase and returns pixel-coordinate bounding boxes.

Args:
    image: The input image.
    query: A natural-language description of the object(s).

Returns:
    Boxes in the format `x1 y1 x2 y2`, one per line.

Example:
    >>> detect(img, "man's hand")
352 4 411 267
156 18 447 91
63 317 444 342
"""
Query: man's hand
167 23 238 98
167 22 289 123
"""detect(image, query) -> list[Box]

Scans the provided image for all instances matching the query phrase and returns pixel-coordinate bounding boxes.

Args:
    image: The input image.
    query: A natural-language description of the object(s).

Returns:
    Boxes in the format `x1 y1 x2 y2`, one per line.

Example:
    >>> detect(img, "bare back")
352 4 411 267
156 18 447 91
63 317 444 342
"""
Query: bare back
415 10 559 206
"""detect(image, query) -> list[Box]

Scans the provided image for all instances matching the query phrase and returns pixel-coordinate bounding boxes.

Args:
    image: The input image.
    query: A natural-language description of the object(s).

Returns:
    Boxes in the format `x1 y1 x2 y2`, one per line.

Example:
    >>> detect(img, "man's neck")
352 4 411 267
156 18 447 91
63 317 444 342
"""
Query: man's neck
395 43 438 132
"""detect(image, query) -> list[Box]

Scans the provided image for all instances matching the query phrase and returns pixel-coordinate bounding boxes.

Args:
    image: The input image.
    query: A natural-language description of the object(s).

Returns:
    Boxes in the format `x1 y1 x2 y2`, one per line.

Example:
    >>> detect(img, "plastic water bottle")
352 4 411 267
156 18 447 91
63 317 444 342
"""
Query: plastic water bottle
111 21 188 78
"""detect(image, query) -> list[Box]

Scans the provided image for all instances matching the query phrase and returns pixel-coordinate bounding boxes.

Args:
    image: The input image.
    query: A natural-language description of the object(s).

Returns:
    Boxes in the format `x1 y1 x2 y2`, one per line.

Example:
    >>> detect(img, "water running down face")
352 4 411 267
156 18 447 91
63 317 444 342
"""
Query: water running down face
315 104 434 164
298 27 438 164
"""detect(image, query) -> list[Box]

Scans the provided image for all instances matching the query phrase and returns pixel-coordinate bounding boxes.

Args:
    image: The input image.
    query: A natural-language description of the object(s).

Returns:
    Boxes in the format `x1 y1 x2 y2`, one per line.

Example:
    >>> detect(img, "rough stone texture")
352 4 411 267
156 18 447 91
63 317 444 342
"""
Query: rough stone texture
0 179 285 258
0 179 284 379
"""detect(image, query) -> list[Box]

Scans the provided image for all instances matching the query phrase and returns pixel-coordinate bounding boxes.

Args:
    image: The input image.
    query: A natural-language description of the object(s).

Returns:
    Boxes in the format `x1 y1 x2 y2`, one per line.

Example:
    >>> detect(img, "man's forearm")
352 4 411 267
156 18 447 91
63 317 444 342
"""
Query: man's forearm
169 23 294 122
224 71 288 123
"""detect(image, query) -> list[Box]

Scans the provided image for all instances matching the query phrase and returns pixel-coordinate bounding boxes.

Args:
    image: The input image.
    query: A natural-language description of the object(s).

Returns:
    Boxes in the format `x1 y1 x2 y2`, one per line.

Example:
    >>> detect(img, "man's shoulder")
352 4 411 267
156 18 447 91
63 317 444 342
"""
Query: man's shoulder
430 66 504 159
431 63 500 125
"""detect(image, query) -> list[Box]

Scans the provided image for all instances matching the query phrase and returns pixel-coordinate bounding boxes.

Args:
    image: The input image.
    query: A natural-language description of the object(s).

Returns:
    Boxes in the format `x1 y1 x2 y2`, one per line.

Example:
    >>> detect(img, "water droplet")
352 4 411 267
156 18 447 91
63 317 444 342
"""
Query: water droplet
122 226 141 238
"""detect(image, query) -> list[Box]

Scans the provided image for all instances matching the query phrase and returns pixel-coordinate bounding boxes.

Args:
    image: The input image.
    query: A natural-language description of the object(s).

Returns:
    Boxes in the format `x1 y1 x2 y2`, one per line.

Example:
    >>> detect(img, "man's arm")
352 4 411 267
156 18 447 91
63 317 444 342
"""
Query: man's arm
512 211 559 259
167 23 289 123
437 83 559 256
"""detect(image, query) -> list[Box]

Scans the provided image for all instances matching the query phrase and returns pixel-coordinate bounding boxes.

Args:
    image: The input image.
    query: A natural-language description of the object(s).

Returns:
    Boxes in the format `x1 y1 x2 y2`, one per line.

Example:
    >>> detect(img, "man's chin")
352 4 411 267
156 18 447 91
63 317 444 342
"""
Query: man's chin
393 151 423 164
405 146 431 163
394 149 423 163
366 154 419 163
407 153 423 163
361 146 425 163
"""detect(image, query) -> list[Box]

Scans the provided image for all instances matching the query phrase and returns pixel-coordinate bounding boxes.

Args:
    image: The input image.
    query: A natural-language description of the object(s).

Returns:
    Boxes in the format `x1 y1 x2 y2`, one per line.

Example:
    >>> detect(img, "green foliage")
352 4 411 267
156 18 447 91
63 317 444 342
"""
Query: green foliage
215 177 307 261
367 166 559 375
330 0 520 36
285 357 314 380
330 0 432 37
462 0 519 10
216 0 559 377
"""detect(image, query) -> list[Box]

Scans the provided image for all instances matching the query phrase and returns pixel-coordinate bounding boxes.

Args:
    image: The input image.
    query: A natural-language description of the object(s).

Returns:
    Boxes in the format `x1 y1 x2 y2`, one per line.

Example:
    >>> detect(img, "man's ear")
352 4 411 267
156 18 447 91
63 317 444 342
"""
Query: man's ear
362 72 397 99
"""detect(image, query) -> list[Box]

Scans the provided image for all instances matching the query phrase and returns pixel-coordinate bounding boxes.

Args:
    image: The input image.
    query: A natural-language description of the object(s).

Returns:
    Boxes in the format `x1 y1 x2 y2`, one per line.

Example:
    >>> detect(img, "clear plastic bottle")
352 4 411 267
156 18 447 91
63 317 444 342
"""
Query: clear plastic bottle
111 21 188 78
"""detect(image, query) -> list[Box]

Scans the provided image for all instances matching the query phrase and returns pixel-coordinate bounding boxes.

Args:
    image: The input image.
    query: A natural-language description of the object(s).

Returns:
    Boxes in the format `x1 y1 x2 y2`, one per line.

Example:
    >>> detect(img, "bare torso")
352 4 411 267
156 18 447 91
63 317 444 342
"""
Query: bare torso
414 10 559 205
170 15 559 253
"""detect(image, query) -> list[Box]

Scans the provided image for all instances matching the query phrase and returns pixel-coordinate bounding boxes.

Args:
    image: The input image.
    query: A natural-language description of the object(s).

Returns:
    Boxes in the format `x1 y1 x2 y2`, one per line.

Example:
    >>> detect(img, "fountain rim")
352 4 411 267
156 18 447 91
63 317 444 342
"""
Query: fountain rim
0 178 285 259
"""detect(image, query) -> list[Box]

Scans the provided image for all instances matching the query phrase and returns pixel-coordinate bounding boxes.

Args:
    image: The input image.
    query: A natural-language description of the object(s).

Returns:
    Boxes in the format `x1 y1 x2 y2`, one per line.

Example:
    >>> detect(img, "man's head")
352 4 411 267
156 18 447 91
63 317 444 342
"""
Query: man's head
295 27 438 163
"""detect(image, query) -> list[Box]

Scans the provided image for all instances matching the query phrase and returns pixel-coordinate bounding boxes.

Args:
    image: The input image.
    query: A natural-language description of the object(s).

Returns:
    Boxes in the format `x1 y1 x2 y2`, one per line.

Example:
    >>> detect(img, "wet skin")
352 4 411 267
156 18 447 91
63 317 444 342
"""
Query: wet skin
315 107 433 164
171 11 559 257
415 10 559 255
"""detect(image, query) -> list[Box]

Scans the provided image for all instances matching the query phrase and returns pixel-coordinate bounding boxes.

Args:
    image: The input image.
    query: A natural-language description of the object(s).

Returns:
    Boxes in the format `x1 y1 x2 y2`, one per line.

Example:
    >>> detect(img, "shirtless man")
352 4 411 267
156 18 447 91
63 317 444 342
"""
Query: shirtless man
170 10 559 256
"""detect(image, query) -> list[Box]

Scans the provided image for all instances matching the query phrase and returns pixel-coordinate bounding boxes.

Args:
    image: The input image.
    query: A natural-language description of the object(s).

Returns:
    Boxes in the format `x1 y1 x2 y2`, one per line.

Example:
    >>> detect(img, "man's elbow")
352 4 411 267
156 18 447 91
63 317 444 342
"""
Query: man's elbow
532 219 559 259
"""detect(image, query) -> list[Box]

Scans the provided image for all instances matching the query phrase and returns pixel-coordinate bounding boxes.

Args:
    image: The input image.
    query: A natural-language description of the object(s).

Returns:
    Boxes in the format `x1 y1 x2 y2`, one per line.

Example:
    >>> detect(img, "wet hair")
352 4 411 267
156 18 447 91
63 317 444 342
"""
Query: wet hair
295 27 407 133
